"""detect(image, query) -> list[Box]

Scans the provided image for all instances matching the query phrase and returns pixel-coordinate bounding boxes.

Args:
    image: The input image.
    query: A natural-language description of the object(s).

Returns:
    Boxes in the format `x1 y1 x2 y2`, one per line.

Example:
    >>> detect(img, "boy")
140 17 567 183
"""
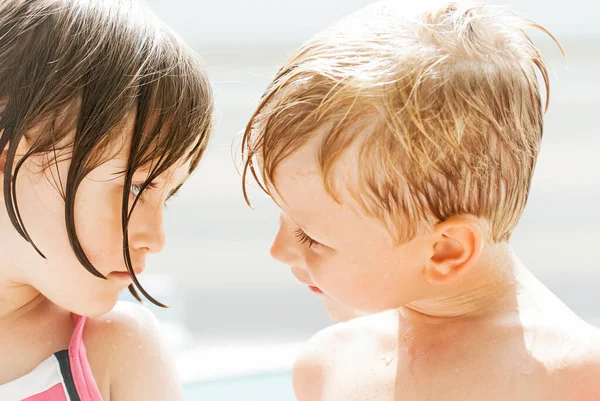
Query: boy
241 1 600 400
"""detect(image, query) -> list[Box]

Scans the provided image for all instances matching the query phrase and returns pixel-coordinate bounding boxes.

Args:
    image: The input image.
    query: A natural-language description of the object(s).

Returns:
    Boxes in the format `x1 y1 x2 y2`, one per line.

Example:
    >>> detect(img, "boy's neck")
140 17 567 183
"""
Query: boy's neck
402 243 526 324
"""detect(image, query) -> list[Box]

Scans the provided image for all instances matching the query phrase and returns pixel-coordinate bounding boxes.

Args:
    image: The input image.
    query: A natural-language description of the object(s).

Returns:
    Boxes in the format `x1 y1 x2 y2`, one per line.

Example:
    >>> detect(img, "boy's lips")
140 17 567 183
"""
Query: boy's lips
290 266 323 295
309 285 324 295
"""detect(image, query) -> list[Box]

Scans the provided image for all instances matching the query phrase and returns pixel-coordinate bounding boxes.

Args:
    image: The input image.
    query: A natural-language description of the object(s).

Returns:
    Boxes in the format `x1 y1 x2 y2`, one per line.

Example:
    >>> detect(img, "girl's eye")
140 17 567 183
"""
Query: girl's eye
130 182 157 202
294 228 321 248
130 184 144 198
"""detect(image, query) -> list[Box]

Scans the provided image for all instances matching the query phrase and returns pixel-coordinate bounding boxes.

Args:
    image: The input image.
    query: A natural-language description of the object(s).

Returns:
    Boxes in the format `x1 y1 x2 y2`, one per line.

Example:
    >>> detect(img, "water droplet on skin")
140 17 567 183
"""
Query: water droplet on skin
105 320 112 324
521 361 533 376
381 354 395 365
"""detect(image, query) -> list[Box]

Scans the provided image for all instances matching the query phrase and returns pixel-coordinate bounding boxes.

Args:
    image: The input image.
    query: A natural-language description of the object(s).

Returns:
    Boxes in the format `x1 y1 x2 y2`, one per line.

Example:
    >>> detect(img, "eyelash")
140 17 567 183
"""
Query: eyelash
130 182 158 203
294 228 320 248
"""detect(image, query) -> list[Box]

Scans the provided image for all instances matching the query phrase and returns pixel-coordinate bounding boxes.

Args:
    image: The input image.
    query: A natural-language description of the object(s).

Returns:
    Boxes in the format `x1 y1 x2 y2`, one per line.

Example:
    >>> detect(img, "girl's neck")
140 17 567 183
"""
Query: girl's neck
0 278 45 321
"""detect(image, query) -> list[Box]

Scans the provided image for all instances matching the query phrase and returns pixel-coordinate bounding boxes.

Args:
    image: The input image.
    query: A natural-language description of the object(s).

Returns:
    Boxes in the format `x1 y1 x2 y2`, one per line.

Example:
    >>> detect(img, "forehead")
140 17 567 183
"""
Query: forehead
270 135 358 229
270 136 397 249
96 146 192 184
269 121 366 201
271 140 329 215
102 112 194 179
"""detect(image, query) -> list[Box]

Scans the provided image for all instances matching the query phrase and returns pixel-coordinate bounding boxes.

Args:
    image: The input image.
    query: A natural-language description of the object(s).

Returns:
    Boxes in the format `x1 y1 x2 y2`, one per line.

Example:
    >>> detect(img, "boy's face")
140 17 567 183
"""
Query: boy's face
268 136 434 322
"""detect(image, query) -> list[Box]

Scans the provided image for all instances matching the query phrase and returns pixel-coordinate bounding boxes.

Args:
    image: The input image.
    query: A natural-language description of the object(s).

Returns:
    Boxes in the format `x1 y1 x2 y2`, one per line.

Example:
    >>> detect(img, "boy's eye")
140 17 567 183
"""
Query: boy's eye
294 228 321 248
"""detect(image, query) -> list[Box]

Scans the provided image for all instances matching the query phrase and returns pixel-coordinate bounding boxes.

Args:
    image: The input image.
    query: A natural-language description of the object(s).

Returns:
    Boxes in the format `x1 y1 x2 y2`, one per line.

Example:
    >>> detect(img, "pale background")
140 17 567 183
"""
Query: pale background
132 0 600 347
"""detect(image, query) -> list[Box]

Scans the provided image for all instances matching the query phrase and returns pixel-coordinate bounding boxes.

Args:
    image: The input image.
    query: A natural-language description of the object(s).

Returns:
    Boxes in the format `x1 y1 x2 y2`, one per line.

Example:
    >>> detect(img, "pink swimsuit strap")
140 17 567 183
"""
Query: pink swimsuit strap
68 314 103 401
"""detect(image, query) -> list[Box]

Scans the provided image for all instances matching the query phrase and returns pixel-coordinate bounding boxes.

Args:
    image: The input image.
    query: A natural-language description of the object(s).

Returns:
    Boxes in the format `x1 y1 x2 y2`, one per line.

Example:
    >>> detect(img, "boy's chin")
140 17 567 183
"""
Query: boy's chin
322 297 366 323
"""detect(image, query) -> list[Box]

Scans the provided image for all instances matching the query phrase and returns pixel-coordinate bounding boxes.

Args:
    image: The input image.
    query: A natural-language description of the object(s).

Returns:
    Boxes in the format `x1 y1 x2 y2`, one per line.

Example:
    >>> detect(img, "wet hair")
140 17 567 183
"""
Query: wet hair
242 0 562 243
0 0 213 306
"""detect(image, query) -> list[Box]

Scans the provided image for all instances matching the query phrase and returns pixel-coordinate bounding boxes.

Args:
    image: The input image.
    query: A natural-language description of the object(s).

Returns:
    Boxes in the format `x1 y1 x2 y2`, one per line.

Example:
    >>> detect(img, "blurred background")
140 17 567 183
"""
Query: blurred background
129 0 598 398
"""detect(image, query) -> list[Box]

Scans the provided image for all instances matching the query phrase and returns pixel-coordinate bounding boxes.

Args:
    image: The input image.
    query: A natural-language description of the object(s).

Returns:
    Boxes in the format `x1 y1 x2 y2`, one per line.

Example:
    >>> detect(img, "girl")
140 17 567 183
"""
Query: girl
0 1 213 400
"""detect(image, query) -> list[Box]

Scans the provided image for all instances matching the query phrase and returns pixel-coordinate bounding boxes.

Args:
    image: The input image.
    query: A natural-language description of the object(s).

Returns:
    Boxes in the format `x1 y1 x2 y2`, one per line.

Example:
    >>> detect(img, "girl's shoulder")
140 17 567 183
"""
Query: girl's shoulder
83 301 184 401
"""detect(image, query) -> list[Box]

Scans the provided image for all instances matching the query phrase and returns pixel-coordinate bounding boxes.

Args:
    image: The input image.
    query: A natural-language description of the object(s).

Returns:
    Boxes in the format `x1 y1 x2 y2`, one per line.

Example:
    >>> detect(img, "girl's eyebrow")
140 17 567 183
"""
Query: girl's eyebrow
166 183 184 200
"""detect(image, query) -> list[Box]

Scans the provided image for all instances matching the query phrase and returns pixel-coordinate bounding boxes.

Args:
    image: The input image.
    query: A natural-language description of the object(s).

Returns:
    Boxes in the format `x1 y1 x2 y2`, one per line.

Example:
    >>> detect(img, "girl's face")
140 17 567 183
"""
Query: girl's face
2 130 190 317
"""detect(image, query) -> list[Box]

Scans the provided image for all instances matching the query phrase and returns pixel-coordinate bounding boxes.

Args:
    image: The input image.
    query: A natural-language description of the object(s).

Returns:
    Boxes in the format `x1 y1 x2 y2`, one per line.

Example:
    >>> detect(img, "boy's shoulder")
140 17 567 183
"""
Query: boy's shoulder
292 310 399 401
292 309 600 401
557 323 600 399
83 301 184 400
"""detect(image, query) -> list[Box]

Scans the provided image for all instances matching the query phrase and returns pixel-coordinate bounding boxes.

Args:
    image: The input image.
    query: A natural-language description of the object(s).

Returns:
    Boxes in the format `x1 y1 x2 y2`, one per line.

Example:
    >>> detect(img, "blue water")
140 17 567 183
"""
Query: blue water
183 371 294 401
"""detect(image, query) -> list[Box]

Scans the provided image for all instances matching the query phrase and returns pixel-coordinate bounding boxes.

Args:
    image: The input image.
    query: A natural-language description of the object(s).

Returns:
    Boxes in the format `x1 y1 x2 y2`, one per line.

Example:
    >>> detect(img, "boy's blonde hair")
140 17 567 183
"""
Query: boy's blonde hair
242 0 562 242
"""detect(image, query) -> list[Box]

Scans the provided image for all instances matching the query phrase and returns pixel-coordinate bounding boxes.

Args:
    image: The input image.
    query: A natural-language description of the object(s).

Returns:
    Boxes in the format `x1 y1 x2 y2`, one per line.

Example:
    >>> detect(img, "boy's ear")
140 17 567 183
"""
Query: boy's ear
424 216 484 285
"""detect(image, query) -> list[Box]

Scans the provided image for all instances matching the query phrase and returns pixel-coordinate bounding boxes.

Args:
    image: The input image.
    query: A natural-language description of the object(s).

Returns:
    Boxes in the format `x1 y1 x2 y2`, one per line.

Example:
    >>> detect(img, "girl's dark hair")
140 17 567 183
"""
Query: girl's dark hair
0 0 213 306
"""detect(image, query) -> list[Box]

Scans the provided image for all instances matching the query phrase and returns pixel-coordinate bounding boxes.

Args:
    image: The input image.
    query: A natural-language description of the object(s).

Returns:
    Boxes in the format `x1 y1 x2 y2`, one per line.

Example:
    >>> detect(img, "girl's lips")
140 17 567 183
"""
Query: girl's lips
109 266 144 280
309 285 324 295
109 271 133 281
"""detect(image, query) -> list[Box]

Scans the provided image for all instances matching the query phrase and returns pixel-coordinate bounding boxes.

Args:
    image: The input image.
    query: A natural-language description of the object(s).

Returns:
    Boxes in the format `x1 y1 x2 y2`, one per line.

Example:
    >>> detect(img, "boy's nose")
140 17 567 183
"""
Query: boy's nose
270 230 300 265
270 213 304 266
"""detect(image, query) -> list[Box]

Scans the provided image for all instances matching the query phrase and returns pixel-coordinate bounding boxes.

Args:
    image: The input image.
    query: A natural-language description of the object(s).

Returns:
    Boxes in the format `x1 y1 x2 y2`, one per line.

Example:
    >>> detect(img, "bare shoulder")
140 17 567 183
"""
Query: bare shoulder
84 301 184 401
84 301 163 356
293 310 399 401
534 321 600 400
562 325 600 400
